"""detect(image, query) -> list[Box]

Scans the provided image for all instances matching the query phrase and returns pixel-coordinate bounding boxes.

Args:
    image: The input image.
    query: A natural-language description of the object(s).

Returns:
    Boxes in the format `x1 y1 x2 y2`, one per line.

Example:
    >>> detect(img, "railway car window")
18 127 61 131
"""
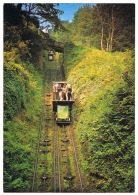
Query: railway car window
57 105 69 120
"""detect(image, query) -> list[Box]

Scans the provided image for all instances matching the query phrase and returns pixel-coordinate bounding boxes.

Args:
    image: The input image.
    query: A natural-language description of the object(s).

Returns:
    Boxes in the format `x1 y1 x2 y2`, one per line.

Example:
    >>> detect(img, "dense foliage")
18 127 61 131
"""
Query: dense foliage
67 49 134 192
4 72 43 191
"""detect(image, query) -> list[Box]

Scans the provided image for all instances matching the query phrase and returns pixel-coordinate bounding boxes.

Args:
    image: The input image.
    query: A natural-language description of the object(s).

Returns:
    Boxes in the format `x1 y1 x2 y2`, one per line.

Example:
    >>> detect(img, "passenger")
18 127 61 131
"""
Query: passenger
67 84 72 100
53 83 58 100
62 83 68 100
57 83 62 101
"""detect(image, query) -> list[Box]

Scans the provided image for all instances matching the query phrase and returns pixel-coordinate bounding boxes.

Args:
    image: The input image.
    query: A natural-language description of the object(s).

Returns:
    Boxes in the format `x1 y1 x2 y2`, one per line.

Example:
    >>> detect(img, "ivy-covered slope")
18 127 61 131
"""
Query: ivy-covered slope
3 44 48 192
4 60 44 192
68 48 135 192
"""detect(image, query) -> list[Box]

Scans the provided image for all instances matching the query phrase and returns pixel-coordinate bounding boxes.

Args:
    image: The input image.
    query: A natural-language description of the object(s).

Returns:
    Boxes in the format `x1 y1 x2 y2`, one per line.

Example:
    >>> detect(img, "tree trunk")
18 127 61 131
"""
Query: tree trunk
110 7 114 51
101 24 104 50
97 6 104 50
106 32 111 51
106 38 109 51
25 4 31 36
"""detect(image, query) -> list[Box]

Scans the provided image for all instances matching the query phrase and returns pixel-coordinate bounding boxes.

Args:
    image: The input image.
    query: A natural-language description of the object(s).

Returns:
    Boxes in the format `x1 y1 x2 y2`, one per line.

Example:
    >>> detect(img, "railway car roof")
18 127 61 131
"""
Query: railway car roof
53 81 72 84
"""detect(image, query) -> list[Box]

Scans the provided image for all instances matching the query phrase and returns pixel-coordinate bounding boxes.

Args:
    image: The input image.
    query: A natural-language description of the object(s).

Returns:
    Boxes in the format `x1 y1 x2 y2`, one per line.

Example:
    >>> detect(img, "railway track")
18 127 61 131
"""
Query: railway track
31 59 83 192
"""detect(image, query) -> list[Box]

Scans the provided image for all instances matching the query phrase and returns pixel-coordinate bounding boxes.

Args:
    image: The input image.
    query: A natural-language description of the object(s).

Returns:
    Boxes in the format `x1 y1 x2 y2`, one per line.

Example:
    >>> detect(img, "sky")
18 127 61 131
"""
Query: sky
57 3 94 22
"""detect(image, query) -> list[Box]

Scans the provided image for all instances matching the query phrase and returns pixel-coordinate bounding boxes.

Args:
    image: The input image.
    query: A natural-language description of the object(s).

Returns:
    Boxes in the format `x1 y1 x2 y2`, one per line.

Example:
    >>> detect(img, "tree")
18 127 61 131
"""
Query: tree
94 4 135 51
71 5 96 46
21 3 64 35
70 3 135 51
94 4 105 50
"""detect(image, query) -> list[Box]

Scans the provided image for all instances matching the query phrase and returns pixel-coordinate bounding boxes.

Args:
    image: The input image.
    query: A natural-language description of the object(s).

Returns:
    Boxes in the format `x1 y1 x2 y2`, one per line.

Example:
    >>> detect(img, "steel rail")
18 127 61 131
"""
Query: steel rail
53 120 57 192
42 89 51 191
63 125 71 175
69 125 84 192
32 102 44 192
57 125 62 192
52 60 62 192
32 60 53 192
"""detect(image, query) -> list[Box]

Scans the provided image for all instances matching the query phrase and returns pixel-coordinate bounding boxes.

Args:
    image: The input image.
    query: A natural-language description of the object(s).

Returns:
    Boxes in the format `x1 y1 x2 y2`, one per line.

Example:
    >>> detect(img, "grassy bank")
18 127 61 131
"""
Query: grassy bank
67 48 134 192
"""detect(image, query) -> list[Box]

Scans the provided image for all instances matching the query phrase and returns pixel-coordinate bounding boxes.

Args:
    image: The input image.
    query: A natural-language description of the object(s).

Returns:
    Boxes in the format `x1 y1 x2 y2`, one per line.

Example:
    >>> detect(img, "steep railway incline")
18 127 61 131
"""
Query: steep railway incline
31 58 84 192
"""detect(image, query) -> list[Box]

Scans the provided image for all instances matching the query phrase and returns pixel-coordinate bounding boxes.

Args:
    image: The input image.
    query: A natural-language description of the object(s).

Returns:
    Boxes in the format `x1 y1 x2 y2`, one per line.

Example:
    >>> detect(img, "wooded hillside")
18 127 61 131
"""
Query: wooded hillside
4 3 135 192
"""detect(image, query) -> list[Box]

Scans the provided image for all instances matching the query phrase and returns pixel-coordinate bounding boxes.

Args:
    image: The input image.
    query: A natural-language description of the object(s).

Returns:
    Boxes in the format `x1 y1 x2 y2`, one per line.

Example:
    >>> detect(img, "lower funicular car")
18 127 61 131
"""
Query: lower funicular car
52 81 75 124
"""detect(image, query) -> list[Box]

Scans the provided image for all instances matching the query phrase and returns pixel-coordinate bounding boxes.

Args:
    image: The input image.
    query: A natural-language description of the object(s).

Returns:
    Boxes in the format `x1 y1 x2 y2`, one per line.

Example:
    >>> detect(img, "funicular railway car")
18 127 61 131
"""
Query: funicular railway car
52 81 75 124
48 50 54 61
